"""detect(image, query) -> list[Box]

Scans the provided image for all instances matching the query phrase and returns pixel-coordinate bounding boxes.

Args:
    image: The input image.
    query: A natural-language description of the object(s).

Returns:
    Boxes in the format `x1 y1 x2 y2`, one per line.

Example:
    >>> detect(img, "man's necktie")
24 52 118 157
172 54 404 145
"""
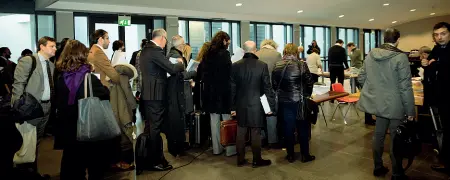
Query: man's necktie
45 60 55 101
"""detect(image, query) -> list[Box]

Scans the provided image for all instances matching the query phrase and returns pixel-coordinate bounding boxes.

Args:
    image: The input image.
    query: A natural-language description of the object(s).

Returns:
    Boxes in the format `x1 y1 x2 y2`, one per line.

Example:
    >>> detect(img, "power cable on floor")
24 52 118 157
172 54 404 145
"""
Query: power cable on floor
158 148 208 180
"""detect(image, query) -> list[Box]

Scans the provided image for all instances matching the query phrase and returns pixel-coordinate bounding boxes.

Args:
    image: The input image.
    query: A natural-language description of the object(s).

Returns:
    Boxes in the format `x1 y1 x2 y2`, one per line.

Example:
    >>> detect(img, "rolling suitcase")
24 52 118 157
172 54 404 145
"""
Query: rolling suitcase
135 133 151 175
189 112 211 147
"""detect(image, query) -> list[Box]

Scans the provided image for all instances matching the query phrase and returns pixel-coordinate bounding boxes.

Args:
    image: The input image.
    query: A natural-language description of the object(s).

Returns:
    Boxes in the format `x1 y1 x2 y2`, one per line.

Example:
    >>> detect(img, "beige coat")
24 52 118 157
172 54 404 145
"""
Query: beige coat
88 45 119 87
110 63 137 127
255 46 282 77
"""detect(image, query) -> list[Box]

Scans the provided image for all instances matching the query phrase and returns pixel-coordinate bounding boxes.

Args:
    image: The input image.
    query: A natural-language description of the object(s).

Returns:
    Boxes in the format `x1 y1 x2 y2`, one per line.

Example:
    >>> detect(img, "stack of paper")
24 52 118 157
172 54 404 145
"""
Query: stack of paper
260 94 271 114
186 60 200 72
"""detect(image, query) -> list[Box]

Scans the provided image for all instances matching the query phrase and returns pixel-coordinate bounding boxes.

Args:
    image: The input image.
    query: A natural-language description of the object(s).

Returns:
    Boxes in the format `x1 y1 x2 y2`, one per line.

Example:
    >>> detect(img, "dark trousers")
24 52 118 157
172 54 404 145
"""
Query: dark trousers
280 102 310 156
438 105 450 173
143 100 166 165
365 113 373 123
60 140 112 180
237 126 261 162
373 117 403 177
329 66 345 90
311 73 319 83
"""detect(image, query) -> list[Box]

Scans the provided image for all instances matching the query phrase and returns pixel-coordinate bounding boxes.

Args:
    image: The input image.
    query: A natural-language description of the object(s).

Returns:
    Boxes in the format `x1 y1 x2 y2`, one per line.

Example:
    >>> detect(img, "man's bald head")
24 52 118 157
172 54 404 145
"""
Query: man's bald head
243 41 257 53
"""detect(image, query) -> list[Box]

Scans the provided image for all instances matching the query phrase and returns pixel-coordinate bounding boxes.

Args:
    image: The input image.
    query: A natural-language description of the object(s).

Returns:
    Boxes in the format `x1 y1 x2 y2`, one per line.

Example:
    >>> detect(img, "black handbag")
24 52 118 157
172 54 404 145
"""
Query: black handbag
296 61 318 124
392 119 421 171
12 55 44 122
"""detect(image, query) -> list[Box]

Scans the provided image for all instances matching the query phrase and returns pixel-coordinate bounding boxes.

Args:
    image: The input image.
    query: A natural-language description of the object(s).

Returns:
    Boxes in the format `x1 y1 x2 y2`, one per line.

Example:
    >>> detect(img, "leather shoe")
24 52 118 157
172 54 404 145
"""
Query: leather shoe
252 159 272 168
237 159 249 167
373 166 389 177
152 164 173 171
285 155 295 163
301 155 316 163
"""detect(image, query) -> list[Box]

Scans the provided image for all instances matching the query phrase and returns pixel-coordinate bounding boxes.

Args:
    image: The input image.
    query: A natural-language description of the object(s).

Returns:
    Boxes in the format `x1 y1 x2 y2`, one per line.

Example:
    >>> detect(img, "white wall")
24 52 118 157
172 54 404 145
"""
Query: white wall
391 15 450 52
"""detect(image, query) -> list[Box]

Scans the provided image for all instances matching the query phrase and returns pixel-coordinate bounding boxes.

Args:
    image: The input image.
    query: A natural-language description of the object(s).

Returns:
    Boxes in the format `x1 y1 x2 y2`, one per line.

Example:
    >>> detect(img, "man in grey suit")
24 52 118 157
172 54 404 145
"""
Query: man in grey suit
12 36 56 172
255 39 282 149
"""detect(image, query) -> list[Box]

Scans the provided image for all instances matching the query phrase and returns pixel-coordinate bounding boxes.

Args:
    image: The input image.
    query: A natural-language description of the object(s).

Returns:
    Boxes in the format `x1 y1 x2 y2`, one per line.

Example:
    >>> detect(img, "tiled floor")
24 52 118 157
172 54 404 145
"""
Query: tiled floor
37 100 449 180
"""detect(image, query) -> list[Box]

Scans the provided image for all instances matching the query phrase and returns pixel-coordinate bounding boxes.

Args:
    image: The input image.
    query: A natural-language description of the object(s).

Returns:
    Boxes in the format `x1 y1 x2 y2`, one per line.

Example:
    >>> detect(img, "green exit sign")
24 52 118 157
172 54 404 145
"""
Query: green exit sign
118 16 131 26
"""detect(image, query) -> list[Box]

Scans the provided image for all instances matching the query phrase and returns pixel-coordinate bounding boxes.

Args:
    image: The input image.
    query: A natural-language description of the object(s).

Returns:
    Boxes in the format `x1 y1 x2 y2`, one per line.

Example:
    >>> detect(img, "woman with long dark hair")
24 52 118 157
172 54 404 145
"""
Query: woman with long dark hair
200 31 236 156
54 40 113 179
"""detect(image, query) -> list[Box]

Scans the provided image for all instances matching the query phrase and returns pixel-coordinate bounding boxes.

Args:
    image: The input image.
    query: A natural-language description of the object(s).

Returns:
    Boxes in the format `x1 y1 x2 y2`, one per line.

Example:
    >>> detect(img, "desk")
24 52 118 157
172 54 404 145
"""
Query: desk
312 91 349 126
318 72 359 93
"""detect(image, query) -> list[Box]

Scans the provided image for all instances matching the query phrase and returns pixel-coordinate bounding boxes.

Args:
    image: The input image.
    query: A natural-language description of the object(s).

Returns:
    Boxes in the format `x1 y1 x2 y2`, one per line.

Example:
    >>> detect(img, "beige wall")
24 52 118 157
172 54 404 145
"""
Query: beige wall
391 15 450 52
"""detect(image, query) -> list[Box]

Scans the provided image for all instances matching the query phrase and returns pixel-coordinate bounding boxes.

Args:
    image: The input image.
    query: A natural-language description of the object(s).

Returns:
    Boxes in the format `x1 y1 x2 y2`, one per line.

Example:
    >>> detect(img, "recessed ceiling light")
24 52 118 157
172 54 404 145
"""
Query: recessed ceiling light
297 10 304 13
236 3 242 6
410 9 416 12
369 19 375 21
339 15 345 18
430 13 436 15
392 21 397 24
383 3 390 6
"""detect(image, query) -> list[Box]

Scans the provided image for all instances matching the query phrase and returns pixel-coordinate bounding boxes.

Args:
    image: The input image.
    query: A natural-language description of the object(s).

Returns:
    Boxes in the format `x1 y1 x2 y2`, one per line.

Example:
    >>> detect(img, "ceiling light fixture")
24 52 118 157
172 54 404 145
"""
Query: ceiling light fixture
430 13 436 15
383 3 390 6
369 19 375 21
410 9 416 12
339 15 344 18
392 21 397 24
297 10 304 13
236 3 242 7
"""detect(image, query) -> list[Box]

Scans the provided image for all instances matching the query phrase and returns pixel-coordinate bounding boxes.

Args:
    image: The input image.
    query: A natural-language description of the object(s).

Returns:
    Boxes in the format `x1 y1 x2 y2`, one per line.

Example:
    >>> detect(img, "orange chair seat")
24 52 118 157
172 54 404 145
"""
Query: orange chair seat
336 96 359 103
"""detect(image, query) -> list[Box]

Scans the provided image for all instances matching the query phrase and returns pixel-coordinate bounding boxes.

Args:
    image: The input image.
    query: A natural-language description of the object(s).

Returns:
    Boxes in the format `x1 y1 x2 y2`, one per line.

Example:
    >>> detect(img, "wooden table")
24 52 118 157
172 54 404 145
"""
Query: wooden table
318 72 359 93
312 91 350 126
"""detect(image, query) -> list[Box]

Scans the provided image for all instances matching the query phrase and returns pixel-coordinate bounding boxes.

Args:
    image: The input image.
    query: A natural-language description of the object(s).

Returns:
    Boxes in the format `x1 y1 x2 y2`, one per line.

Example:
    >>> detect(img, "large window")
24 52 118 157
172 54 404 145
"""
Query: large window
74 16 89 47
337 27 359 48
178 19 240 60
300 25 331 70
249 23 293 53
363 29 382 55
0 13 55 63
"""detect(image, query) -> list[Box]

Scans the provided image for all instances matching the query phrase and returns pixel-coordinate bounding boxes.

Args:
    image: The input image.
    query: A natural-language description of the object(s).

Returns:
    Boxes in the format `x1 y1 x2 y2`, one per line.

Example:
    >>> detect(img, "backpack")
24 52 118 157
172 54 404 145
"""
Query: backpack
392 119 422 171
135 132 152 175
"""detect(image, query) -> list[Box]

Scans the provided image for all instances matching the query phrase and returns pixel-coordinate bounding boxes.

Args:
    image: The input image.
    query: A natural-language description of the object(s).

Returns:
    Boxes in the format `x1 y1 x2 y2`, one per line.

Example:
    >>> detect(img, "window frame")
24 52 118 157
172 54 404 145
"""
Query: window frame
300 25 331 71
35 11 56 43
249 21 293 50
363 29 382 56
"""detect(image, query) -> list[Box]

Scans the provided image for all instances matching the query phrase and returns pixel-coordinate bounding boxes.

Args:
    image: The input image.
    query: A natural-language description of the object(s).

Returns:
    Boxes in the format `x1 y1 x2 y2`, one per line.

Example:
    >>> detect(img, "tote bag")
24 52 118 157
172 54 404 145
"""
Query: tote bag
13 122 37 164
77 73 121 141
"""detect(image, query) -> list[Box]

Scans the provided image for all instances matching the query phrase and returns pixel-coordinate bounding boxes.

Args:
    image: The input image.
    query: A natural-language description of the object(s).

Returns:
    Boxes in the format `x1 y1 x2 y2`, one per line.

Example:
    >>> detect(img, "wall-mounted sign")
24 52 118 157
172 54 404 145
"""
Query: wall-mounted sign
118 16 131 26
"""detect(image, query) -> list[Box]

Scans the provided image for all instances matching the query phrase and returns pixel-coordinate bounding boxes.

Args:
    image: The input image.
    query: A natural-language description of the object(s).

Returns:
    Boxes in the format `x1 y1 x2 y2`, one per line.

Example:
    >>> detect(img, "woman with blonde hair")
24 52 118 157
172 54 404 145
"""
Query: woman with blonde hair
272 43 315 163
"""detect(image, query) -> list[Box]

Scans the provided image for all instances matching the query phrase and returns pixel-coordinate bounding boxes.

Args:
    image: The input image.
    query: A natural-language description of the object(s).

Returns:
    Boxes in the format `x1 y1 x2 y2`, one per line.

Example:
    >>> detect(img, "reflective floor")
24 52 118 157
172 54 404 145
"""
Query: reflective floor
37 100 449 180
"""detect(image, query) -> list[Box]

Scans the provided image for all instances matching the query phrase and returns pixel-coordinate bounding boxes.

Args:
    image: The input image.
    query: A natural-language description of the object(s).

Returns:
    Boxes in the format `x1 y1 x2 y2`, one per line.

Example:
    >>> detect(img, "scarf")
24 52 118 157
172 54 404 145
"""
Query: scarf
63 65 90 105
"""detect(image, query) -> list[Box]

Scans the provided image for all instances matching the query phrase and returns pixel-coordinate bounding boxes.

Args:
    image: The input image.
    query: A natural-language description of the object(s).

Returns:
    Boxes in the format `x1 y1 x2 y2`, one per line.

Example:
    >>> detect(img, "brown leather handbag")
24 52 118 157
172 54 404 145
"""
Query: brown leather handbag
220 118 250 146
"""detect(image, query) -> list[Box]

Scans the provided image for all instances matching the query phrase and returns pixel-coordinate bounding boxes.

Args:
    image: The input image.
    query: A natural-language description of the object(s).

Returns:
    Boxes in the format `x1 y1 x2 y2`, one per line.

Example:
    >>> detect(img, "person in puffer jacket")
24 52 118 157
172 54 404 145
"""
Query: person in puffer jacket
110 63 138 171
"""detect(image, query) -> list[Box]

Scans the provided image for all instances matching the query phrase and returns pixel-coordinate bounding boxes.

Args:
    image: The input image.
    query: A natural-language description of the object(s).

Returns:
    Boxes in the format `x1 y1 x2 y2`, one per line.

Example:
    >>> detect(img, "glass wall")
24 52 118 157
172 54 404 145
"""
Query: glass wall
363 29 381 55
0 13 55 63
300 26 331 58
178 19 240 60
153 19 165 29
74 16 89 47
337 27 359 47
249 23 293 53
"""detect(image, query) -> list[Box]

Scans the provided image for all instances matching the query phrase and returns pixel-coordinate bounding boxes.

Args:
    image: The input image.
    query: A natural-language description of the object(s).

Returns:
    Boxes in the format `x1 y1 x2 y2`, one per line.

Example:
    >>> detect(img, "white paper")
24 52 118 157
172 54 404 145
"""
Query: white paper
260 94 271 114
169 57 178 64
186 60 200 72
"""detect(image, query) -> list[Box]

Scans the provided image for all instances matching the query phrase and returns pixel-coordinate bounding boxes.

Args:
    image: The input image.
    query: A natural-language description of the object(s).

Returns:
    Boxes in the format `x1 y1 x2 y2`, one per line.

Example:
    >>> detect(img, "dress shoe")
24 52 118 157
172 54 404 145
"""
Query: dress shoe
285 155 295 163
237 159 249 167
391 175 408 180
373 166 389 177
301 155 316 163
252 159 272 168
152 164 173 171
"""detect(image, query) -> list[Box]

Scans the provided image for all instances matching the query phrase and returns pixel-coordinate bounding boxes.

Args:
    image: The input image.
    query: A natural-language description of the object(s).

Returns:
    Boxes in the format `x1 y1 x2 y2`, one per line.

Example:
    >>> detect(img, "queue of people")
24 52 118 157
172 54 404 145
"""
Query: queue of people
1 21 449 180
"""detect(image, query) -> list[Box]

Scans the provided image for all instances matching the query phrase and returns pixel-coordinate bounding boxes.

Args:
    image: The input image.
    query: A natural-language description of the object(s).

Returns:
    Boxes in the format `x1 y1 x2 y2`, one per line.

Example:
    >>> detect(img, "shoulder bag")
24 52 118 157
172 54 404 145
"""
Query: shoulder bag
296 61 319 124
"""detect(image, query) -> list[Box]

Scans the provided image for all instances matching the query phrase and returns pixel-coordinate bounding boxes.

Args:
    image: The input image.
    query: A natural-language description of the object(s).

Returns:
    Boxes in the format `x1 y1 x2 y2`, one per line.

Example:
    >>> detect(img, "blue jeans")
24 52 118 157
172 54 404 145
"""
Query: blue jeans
280 102 310 156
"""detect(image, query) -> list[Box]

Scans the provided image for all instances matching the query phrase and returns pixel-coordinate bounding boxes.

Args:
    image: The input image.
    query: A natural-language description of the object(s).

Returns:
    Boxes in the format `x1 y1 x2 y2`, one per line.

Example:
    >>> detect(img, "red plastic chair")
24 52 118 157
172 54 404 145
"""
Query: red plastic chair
331 83 360 124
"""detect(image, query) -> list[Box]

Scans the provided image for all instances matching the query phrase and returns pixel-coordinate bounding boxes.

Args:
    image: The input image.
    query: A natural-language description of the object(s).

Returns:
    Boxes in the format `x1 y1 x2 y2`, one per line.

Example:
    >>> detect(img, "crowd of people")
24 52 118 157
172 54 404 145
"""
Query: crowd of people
0 21 449 180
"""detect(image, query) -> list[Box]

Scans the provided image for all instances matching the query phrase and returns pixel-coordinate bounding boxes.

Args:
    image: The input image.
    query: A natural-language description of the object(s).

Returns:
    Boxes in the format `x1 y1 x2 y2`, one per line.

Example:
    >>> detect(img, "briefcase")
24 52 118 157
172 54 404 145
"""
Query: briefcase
220 118 250 146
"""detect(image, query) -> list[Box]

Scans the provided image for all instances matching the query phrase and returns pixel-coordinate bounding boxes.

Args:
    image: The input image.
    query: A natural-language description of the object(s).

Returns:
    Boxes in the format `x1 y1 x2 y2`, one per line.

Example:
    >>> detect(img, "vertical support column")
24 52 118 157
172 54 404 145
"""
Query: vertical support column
293 24 301 46
165 16 179 51
331 26 337 44
56 11 74 41
358 28 364 52
240 21 250 46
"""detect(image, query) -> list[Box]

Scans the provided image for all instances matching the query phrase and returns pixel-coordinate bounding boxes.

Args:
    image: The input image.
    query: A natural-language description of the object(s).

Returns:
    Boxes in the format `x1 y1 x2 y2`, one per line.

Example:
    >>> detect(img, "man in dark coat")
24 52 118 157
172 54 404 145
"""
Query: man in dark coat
139 29 184 171
231 41 275 168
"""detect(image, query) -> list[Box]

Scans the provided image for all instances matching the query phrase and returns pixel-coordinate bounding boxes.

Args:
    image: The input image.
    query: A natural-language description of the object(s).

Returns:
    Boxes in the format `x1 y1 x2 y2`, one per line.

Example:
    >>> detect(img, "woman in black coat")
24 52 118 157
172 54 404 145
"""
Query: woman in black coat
201 31 236 156
164 35 196 157
272 43 315 163
54 40 115 179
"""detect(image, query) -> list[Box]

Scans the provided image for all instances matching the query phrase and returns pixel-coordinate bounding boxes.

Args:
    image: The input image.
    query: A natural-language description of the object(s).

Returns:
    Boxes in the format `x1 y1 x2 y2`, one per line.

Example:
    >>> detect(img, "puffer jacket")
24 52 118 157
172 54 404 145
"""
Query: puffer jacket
272 55 314 103
357 44 415 120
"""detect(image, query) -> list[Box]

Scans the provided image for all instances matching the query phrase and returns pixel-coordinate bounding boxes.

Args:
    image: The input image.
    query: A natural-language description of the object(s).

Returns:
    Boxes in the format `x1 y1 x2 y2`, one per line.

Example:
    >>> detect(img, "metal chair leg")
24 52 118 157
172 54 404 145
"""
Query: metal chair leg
319 104 328 127
343 104 351 125
331 103 340 121
353 103 360 118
